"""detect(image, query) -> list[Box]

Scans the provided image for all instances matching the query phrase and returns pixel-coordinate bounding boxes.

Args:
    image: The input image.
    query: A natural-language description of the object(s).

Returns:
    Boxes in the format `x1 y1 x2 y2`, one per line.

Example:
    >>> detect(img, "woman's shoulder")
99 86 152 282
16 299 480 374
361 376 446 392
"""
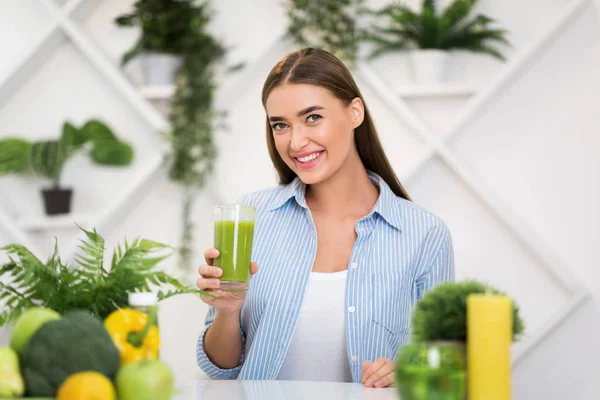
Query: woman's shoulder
391 196 451 237
236 183 290 210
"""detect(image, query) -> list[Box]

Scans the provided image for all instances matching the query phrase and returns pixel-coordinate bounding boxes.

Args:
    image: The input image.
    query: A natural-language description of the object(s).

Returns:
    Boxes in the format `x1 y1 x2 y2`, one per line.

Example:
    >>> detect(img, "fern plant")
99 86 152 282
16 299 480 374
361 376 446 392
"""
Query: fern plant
366 0 511 60
0 226 211 326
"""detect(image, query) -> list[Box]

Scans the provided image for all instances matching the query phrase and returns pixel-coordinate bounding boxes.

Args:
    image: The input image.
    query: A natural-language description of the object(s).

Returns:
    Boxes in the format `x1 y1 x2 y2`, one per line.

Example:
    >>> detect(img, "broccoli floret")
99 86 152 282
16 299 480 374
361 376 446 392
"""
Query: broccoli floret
19 310 120 397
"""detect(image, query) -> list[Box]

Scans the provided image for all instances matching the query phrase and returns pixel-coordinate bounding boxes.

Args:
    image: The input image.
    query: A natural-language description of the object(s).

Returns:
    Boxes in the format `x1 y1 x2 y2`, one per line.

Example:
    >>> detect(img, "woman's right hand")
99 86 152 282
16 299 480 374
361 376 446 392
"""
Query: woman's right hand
196 248 258 315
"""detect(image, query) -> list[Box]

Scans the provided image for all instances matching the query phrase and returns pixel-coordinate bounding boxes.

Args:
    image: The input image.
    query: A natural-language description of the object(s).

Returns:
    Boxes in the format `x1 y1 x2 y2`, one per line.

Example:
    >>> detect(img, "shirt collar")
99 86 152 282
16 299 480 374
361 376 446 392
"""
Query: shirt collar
267 171 403 231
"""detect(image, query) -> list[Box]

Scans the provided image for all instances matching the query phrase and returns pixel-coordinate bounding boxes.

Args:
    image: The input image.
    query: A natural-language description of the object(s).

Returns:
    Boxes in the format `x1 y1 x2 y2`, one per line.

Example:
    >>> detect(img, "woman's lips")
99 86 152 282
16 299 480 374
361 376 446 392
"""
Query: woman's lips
293 151 324 170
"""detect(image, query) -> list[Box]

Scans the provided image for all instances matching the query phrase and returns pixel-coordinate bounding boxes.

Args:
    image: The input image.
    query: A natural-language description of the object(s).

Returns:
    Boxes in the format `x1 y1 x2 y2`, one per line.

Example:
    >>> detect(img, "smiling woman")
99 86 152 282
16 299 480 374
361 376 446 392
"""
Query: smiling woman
196 48 455 387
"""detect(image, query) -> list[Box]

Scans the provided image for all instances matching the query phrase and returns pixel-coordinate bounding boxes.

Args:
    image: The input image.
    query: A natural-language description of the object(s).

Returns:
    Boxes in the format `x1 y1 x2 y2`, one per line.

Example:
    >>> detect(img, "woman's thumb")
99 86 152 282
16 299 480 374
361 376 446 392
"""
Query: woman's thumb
250 262 259 275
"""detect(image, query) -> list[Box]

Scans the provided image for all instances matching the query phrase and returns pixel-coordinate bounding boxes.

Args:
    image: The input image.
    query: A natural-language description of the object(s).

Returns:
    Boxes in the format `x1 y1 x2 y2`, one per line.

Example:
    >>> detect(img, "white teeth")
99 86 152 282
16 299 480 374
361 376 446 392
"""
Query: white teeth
298 152 320 162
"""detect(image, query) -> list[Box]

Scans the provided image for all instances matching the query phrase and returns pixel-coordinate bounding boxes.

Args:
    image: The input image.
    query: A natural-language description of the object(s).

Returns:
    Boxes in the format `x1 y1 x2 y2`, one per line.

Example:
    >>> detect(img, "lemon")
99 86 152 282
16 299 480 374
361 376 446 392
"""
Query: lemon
57 371 115 400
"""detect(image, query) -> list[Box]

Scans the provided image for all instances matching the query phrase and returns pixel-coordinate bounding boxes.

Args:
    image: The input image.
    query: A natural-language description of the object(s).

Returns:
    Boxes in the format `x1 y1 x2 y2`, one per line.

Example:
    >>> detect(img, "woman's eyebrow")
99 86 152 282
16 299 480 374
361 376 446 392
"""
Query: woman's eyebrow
269 105 325 122
296 105 324 116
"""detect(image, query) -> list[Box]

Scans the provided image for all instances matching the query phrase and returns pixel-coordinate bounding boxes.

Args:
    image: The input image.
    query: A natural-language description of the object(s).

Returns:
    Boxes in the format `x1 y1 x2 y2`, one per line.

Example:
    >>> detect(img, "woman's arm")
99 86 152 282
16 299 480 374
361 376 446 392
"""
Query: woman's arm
204 310 244 369
196 306 247 379
415 221 455 299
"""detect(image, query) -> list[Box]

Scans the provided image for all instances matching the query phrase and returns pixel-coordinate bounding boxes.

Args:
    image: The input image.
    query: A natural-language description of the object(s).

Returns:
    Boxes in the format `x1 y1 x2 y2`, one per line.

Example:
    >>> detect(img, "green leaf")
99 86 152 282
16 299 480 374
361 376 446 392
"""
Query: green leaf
61 121 87 149
90 141 134 166
139 239 175 252
29 140 69 184
115 14 136 26
442 0 478 27
81 120 117 143
0 138 32 175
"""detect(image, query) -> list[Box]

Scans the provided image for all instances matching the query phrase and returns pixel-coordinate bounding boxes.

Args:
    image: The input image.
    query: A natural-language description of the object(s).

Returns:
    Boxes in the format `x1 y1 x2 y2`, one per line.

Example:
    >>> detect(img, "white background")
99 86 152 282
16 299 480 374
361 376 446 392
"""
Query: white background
0 0 599 398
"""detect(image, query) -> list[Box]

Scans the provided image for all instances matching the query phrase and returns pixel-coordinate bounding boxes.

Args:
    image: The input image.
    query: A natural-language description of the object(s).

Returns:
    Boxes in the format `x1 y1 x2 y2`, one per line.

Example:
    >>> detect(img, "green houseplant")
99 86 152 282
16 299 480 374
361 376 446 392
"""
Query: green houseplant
285 0 367 66
115 0 235 274
0 119 133 215
410 280 525 343
366 0 511 83
0 225 211 326
114 0 203 84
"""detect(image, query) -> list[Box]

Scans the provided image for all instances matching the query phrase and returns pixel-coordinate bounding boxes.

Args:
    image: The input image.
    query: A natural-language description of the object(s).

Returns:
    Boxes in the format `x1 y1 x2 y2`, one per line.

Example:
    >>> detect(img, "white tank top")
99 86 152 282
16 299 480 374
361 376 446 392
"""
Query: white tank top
276 269 352 382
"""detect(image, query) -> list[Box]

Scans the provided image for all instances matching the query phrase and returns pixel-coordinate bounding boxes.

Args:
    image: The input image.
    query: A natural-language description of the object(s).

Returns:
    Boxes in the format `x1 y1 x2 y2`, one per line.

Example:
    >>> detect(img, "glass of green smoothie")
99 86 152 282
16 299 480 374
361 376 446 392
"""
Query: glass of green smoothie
213 204 255 292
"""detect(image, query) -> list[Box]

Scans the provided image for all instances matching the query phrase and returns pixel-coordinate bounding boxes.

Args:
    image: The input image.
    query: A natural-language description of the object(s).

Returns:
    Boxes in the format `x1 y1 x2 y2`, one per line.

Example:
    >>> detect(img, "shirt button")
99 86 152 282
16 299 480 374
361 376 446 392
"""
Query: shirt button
352 355 358 363
350 262 357 269
348 306 356 313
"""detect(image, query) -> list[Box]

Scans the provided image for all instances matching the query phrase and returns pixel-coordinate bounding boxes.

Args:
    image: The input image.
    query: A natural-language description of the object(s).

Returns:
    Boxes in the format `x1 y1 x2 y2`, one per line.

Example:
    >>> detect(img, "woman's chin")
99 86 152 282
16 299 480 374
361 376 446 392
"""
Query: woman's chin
295 167 330 186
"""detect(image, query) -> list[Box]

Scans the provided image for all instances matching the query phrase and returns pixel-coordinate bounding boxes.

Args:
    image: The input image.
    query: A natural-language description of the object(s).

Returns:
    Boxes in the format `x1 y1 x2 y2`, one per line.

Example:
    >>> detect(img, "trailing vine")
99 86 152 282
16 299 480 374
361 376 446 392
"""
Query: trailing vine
116 0 233 274
285 0 367 66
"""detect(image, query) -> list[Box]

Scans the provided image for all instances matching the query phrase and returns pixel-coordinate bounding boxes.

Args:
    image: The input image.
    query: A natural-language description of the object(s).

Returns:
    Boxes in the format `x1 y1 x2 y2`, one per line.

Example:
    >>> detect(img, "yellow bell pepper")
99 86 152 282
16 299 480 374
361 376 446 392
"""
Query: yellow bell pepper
104 307 160 366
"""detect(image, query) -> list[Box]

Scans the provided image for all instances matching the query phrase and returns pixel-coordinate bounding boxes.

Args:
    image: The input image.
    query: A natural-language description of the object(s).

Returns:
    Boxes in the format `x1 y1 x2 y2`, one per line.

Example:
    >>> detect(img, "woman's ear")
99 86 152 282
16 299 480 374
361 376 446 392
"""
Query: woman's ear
350 97 365 128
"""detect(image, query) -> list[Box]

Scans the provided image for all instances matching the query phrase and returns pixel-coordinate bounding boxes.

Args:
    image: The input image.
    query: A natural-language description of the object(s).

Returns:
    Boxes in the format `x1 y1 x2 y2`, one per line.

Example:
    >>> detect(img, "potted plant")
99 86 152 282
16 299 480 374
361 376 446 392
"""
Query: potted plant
115 0 209 85
366 0 511 84
0 224 211 326
0 119 134 215
396 280 525 400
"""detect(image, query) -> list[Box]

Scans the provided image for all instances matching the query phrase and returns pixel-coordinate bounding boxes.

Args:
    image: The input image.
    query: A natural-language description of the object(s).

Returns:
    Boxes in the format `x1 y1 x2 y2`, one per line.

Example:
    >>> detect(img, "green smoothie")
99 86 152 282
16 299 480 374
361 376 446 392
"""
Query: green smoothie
213 220 254 283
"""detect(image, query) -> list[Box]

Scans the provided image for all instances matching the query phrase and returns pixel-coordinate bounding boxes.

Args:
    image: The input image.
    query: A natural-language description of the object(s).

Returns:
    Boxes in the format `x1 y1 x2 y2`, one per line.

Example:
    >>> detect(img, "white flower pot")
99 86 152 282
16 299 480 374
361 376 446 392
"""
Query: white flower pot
409 49 449 85
143 52 182 85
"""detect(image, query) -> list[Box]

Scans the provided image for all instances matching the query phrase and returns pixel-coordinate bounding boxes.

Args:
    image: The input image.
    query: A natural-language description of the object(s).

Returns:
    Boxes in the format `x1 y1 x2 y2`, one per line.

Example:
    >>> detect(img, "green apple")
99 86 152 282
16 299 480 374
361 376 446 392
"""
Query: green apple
0 347 24 397
116 359 175 400
10 307 61 354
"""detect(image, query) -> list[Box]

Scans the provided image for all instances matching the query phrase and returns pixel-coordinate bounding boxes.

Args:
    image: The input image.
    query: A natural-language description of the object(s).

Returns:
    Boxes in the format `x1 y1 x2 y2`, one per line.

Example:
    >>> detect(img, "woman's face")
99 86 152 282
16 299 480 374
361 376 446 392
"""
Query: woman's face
265 83 364 185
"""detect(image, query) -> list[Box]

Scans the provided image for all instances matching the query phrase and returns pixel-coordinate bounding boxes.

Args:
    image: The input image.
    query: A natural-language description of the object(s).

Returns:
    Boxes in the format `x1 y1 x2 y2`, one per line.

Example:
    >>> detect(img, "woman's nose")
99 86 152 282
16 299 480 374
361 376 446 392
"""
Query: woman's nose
290 126 310 151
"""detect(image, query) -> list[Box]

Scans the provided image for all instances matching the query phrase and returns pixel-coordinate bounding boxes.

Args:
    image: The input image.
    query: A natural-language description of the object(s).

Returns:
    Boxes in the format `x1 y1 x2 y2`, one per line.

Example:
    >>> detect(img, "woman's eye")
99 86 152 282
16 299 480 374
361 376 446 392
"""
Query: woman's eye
307 114 322 123
272 123 287 131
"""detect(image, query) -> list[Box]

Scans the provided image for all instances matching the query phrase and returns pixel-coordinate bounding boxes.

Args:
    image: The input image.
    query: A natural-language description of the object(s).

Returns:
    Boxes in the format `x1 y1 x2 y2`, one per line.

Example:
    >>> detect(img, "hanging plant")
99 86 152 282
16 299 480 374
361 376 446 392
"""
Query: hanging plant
285 0 367 66
116 0 237 275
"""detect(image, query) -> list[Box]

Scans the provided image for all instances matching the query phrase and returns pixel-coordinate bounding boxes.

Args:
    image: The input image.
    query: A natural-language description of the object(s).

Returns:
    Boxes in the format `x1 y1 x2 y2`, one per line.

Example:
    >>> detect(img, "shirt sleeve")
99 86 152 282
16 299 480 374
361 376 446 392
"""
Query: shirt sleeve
196 306 247 380
415 220 455 300
197 193 254 379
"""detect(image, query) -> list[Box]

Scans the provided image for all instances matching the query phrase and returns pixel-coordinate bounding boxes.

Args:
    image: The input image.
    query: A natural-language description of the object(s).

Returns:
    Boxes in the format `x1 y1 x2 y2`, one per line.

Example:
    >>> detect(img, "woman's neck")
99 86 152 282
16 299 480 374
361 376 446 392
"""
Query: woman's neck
305 161 379 217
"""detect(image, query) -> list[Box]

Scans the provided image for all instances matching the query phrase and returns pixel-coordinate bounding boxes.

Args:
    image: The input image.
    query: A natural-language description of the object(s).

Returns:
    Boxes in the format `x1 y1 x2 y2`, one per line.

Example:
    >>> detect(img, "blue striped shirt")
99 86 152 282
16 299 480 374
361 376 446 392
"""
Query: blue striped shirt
197 171 455 382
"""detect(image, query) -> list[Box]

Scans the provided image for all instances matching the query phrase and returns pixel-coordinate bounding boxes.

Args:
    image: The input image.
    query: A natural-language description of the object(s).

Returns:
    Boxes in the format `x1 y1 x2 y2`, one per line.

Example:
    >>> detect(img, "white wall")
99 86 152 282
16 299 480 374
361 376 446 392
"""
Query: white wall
0 0 599 398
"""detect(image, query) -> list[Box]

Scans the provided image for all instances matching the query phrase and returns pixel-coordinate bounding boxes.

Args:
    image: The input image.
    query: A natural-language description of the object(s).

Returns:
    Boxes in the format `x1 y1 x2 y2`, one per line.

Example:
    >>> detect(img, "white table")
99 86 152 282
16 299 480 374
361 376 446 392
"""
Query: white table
175 380 398 400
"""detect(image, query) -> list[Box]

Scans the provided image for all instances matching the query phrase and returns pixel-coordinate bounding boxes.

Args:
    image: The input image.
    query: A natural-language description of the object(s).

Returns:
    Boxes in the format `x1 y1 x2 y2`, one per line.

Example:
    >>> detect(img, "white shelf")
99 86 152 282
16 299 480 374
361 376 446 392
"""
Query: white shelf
17 213 94 231
140 85 175 100
397 82 478 98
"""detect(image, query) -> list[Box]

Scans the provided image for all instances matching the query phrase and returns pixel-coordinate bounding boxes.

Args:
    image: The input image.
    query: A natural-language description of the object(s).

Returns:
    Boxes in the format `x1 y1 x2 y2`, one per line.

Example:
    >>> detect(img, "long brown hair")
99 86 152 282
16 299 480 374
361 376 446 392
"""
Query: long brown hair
261 48 411 201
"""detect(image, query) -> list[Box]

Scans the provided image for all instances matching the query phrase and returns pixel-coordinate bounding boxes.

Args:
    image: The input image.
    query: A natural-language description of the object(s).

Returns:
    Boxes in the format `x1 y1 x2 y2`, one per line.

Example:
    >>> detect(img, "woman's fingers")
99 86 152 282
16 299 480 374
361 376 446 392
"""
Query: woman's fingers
367 360 394 387
204 248 219 265
250 262 259 275
196 277 221 291
362 358 394 387
197 264 223 279
361 360 373 383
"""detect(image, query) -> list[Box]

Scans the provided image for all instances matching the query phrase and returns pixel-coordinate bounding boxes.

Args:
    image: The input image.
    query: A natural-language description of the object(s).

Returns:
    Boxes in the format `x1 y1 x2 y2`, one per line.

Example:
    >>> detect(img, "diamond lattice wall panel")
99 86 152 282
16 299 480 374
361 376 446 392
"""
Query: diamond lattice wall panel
407 157 570 335
0 1 55 84
211 0 287 71
0 42 163 251
401 96 473 136
356 75 430 171
75 0 145 86
449 2 600 295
